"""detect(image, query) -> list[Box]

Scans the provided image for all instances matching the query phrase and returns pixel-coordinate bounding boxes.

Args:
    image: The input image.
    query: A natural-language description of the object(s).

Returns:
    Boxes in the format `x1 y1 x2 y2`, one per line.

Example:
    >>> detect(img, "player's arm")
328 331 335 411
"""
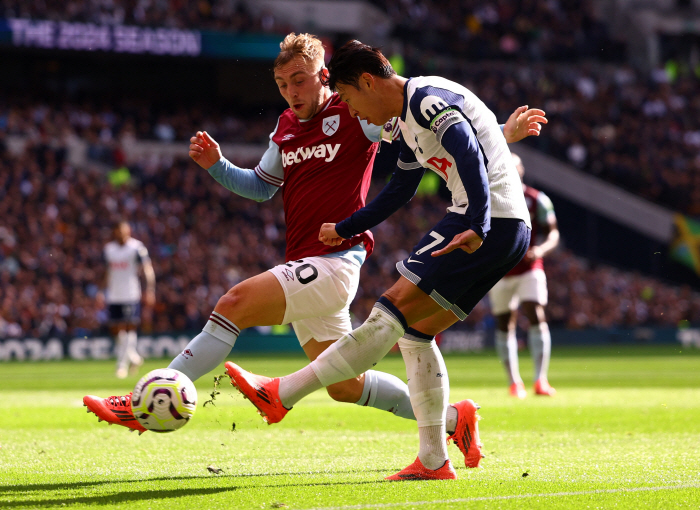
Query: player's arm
525 193 559 262
137 245 156 308
501 106 547 143
319 137 425 246
189 131 279 202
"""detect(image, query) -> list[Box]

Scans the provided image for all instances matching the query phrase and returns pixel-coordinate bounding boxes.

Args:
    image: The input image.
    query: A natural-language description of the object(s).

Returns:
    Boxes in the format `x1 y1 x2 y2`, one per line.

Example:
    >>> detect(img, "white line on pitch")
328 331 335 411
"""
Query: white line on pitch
307 484 700 510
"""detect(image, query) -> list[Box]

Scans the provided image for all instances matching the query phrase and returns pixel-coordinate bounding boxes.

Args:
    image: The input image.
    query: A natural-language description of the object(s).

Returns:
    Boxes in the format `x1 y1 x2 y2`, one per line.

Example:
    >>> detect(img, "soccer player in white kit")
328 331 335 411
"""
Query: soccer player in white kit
226 40 539 480
101 221 155 379
488 153 559 398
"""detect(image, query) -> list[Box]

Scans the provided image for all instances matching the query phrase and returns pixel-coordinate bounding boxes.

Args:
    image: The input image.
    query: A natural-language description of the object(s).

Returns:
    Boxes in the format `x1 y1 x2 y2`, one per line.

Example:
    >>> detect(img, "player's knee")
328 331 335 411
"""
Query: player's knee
215 286 245 315
326 379 362 403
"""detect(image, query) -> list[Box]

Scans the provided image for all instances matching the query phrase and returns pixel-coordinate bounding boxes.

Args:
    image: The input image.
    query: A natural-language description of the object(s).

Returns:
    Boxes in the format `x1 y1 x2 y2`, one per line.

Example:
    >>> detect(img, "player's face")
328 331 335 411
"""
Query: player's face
336 80 389 126
274 57 329 120
115 224 131 244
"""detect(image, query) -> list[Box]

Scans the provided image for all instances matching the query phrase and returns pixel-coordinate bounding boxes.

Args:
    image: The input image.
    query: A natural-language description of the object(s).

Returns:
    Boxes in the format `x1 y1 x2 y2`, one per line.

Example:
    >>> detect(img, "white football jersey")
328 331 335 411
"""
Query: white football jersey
104 238 150 304
398 76 530 228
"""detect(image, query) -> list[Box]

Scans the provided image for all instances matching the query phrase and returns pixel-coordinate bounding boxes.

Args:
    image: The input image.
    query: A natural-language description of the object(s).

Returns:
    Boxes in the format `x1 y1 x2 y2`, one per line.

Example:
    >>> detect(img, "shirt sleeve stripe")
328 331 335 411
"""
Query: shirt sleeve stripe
397 159 422 170
255 165 284 186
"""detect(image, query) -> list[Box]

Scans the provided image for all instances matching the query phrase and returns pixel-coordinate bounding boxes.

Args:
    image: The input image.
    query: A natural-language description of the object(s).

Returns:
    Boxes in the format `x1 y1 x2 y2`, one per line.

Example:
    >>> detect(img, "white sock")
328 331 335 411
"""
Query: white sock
126 330 142 365
419 425 449 470
529 322 551 381
168 331 233 382
356 370 415 420
203 311 240 347
495 329 523 385
446 405 458 434
115 329 129 371
398 337 449 470
280 305 406 408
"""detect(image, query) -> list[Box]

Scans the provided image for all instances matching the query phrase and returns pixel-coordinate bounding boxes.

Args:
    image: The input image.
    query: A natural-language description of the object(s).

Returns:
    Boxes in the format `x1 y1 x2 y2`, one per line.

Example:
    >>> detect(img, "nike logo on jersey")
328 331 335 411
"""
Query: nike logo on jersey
282 143 341 167
406 256 424 264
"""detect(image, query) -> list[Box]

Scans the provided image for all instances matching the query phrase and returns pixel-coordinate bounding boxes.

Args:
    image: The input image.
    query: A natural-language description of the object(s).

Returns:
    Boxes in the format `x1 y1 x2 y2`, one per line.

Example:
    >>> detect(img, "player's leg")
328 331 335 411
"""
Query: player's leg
168 270 286 381
302 337 416 420
489 278 525 397
518 269 555 395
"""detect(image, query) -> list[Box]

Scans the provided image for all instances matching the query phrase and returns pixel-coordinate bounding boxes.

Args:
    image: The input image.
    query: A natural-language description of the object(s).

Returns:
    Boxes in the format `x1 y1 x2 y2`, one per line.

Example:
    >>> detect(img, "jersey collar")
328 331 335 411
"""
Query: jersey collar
400 78 412 120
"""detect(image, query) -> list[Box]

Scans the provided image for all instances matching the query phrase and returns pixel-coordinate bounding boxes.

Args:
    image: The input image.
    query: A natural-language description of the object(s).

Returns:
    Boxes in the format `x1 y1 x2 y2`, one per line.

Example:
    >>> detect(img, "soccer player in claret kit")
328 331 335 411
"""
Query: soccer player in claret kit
225 40 537 480
84 34 545 458
488 153 559 399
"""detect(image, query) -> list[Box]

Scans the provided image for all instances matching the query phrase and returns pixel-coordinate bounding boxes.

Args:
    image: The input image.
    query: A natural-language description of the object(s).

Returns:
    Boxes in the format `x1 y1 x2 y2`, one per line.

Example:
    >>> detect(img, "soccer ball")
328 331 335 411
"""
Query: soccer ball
131 368 197 433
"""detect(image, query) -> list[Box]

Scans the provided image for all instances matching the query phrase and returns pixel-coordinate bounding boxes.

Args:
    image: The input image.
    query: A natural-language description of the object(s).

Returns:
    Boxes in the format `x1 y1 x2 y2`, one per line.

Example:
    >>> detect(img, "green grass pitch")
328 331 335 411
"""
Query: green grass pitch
1 345 699 509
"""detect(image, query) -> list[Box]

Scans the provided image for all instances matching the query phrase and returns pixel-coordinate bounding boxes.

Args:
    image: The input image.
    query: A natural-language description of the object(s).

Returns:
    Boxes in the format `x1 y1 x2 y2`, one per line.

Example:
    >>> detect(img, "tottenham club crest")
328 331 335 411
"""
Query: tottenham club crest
322 114 340 136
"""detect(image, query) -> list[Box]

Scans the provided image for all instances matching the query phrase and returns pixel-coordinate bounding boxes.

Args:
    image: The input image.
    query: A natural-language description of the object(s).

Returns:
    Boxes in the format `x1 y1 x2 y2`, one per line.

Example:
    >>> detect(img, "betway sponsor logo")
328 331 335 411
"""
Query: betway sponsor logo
282 143 340 167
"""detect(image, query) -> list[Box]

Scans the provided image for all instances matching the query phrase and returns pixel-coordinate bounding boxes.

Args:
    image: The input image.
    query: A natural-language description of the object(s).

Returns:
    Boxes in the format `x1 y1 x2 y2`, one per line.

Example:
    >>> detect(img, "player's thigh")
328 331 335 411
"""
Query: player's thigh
272 256 361 325
382 276 445 326
488 275 520 316
409 308 460 337
214 271 286 328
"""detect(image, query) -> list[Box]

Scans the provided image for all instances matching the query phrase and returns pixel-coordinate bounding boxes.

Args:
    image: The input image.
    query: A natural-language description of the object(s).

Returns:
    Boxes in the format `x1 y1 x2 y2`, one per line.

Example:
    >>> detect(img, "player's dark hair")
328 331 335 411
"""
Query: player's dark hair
325 40 395 91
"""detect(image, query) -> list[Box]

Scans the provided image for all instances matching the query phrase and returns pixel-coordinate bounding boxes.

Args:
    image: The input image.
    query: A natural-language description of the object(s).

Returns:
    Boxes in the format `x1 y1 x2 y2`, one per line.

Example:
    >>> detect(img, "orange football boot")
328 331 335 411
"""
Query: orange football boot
83 393 147 434
509 381 527 399
534 378 556 396
225 362 289 424
447 399 484 468
386 457 457 481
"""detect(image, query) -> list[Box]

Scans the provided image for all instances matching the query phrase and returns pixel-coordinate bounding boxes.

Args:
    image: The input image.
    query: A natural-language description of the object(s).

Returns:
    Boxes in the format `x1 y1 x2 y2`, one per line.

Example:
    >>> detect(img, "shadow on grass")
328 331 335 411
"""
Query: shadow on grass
0 468 393 494
0 479 388 507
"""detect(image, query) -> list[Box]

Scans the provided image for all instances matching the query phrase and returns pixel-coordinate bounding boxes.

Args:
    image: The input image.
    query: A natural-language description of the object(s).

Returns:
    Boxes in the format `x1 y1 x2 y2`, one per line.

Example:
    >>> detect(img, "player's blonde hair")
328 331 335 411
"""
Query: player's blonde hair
274 33 325 73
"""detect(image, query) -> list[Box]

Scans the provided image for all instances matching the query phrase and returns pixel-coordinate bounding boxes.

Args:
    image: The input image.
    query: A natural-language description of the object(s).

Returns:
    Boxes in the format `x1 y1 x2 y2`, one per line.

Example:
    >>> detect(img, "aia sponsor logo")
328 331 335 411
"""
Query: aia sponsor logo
322 114 340 136
427 157 452 179
109 261 130 270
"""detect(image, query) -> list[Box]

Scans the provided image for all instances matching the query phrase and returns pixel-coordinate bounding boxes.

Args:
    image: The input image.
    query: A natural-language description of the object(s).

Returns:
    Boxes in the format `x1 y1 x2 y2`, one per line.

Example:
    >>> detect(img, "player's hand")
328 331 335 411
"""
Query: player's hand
503 106 548 143
189 130 222 169
319 223 345 246
431 229 483 256
523 246 543 262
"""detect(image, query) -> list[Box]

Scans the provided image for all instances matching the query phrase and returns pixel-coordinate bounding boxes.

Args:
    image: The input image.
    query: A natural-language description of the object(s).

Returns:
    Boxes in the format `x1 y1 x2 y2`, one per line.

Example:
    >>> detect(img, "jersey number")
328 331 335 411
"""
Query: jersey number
285 260 319 285
415 231 445 255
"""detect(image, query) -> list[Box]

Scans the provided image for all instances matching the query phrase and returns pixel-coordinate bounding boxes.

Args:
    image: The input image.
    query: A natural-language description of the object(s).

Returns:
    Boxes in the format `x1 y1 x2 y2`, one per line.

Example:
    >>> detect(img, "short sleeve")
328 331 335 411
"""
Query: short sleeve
536 191 556 225
408 85 466 144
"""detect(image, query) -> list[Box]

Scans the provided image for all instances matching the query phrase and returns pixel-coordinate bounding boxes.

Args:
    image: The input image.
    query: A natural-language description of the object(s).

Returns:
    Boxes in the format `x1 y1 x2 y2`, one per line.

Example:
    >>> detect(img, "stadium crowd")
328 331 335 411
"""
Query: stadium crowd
1 0 291 34
1 134 700 340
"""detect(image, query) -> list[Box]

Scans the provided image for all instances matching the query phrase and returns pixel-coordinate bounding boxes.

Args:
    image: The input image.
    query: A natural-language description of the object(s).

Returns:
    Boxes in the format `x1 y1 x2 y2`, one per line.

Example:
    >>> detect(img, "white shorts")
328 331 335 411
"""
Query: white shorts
268 252 362 346
488 268 548 316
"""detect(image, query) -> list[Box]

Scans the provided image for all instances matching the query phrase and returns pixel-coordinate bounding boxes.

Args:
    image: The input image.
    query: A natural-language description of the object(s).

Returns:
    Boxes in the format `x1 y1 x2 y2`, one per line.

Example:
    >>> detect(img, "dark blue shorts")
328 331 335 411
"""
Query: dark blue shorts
108 303 141 324
396 214 531 320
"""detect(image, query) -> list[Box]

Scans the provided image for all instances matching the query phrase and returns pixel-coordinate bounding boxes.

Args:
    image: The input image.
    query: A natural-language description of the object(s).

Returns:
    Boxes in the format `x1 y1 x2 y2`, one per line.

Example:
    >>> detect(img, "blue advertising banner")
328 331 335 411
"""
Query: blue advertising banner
0 18 283 60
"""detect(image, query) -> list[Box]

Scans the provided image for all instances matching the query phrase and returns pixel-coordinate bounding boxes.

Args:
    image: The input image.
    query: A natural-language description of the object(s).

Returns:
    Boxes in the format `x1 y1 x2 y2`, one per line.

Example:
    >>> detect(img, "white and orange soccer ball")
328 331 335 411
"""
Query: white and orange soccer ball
131 368 197 433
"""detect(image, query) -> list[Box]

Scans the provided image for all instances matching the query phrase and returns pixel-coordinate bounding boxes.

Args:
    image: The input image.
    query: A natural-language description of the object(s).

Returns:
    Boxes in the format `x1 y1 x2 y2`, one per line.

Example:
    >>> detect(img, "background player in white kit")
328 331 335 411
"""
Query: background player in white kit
488 153 559 398
100 221 155 379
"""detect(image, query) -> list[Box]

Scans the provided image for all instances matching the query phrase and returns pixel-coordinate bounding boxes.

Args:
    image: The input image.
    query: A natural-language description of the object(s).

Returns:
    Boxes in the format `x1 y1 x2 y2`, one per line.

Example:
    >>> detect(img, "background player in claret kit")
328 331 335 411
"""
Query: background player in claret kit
99 221 155 379
488 153 559 399
226 40 539 481
84 33 544 449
